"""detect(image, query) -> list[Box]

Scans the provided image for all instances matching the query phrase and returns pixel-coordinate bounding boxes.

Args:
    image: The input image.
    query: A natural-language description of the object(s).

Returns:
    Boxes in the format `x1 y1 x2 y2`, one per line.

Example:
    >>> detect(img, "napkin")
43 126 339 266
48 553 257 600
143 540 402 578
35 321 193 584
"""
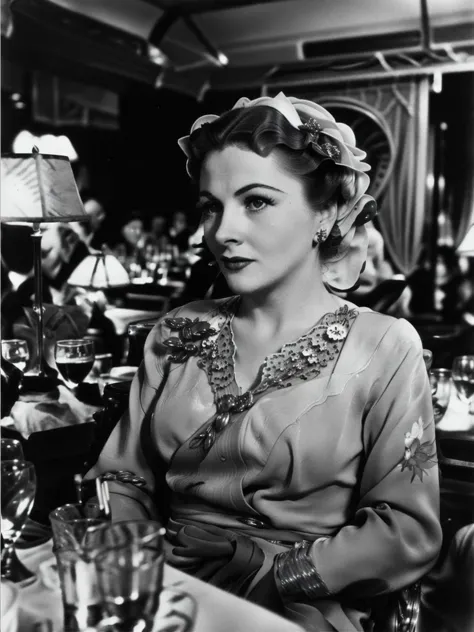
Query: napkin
6 385 99 439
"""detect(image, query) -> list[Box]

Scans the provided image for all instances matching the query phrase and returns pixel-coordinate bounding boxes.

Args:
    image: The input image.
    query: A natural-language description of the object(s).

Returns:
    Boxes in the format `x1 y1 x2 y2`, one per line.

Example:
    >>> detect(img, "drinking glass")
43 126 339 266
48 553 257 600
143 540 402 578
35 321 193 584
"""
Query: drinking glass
1 339 29 372
50 502 111 632
127 320 156 366
1 460 36 582
1 438 24 461
55 339 95 389
452 355 474 414
49 502 109 553
94 521 166 632
429 368 452 425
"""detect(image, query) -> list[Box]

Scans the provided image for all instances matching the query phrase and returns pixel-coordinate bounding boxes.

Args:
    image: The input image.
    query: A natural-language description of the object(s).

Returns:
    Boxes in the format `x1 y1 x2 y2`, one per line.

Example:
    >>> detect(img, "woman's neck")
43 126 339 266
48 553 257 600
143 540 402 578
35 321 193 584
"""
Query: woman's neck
236 274 341 341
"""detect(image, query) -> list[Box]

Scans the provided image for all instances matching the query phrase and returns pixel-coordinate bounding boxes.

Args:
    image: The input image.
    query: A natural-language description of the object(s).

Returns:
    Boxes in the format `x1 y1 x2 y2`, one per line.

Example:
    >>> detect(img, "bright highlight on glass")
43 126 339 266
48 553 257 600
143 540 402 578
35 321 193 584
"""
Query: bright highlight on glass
1 460 36 581
429 368 452 425
1 339 29 372
1 438 24 461
452 355 474 414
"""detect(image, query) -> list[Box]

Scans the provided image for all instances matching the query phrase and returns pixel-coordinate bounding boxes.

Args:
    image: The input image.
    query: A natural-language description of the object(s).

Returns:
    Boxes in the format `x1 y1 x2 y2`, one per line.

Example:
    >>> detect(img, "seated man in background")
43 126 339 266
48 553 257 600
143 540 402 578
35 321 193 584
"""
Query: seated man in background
70 194 107 250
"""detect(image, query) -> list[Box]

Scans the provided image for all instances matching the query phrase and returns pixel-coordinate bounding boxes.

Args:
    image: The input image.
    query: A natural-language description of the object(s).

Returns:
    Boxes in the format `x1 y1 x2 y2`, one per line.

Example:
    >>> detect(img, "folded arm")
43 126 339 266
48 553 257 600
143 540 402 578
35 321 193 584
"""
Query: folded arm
275 320 442 600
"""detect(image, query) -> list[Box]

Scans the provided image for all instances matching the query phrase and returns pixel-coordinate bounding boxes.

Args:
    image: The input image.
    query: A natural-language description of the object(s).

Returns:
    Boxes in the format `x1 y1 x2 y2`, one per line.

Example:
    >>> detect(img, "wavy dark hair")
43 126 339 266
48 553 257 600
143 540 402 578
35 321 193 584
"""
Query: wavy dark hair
187 105 356 223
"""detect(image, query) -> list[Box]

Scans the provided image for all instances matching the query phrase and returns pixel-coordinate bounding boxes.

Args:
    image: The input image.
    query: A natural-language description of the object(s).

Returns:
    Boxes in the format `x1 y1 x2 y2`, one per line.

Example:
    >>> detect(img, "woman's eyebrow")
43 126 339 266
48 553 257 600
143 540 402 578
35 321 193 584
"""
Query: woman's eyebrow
198 183 285 200
234 183 285 195
198 191 217 200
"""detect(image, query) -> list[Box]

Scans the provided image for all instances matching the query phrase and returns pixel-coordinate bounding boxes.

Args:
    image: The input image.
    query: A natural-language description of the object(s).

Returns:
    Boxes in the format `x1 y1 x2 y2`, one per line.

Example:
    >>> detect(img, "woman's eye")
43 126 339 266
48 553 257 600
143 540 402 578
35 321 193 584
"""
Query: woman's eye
245 196 275 212
197 201 220 217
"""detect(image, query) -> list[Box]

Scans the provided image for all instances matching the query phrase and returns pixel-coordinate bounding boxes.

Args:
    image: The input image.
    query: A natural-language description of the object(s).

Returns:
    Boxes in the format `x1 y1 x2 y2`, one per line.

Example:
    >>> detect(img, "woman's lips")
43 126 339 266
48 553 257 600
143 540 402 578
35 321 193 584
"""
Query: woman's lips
221 257 253 271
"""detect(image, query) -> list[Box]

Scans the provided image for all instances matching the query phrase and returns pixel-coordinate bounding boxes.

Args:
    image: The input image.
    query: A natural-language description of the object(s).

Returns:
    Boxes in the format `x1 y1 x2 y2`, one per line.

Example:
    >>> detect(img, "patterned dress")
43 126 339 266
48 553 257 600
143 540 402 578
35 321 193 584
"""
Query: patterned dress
87 297 442 632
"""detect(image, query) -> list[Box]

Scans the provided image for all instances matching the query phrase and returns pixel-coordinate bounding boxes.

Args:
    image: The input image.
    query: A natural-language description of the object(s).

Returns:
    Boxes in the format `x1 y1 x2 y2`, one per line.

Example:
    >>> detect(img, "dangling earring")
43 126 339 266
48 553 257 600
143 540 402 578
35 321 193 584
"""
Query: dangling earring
315 228 327 244
208 260 217 267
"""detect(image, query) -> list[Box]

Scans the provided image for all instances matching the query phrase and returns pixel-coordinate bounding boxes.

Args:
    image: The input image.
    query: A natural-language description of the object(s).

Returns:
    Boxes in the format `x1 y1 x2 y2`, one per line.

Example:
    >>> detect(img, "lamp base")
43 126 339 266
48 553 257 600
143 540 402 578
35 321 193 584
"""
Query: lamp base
22 372 58 394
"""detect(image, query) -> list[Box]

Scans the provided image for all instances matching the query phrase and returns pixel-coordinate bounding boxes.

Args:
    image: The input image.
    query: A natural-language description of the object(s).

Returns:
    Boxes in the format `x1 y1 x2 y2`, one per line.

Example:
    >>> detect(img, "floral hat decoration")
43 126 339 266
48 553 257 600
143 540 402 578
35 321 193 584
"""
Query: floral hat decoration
178 92 378 291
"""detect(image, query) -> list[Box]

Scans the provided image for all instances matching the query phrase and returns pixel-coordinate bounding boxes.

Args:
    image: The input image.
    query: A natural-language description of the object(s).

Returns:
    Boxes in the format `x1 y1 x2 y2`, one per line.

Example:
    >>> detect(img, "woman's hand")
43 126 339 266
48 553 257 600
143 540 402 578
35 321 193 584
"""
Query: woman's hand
169 523 264 594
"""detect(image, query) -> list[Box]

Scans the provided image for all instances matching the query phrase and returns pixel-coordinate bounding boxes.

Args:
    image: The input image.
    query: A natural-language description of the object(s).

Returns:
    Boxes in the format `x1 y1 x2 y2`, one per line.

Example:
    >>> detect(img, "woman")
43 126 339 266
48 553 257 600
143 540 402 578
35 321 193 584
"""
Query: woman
86 93 441 631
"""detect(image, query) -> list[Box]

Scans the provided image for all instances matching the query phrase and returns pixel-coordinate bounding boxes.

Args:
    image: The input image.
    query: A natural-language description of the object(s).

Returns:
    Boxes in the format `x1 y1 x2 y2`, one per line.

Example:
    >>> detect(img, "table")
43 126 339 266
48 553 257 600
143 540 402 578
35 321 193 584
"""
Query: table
104 307 164 336
437 388 473 433
10 541 303 632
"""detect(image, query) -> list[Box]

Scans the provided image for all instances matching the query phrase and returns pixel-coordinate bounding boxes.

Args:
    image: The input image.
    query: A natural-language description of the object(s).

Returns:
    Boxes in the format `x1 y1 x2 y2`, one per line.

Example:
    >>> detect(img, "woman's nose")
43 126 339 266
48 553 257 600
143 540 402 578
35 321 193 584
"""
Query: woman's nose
213 207 243 244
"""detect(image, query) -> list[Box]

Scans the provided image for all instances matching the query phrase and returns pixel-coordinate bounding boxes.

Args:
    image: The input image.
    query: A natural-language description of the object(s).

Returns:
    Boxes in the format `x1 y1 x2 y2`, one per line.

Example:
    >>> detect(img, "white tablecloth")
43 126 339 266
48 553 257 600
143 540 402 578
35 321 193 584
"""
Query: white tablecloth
437 388 473 432
9 541 303 632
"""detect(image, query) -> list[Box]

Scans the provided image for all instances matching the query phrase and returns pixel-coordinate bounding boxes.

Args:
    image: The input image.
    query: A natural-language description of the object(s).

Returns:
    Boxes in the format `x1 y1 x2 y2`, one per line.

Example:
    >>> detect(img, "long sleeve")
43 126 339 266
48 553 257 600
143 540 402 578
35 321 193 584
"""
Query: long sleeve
84 313 173 521
276 319 442 599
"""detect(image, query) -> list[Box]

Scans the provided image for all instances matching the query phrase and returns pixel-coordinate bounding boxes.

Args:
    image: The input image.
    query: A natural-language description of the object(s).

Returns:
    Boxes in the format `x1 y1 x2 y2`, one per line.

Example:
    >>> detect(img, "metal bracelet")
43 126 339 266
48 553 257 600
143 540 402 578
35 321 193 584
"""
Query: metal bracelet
100 470 148 489
275 540 333 602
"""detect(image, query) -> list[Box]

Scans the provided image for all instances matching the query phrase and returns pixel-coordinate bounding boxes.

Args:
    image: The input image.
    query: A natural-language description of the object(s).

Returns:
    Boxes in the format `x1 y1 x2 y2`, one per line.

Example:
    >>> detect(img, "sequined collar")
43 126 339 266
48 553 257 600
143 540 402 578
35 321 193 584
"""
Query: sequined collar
189 299 358 452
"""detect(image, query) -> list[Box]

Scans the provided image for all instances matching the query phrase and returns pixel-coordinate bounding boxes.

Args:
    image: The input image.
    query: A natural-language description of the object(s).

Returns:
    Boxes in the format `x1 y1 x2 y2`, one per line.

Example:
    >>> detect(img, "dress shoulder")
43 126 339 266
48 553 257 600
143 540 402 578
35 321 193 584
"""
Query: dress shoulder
342 308 424 376
355 307 422 348
144 297 235 350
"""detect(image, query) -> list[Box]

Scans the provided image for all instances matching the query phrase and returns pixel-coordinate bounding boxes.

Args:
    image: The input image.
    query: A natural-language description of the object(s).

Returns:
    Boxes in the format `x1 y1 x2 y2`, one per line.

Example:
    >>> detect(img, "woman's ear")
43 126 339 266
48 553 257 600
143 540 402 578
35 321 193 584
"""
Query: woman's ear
313 203 338 244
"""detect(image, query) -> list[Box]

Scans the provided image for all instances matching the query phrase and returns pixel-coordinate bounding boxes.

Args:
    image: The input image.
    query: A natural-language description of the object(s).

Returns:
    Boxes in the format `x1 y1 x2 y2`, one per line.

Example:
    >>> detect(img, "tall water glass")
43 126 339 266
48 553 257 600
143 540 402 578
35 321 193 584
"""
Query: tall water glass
452 355 474 414
94 521 166 632
50 503 110 632
1 460 36 582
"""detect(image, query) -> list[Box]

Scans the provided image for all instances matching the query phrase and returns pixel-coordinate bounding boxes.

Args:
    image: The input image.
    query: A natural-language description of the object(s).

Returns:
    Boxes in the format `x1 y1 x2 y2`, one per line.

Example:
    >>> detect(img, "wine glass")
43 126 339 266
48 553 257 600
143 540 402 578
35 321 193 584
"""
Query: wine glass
1 460 36 583
1 438 24 461
1 339 29 372
55 339 95 389
452 355 474 415
429 368 452 425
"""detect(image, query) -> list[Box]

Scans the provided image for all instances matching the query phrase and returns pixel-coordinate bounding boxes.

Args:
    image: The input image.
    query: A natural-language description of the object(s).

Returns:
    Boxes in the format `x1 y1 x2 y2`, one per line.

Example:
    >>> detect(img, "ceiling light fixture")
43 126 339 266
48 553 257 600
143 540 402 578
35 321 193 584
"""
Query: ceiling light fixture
148 10 228 69
183 15 229 67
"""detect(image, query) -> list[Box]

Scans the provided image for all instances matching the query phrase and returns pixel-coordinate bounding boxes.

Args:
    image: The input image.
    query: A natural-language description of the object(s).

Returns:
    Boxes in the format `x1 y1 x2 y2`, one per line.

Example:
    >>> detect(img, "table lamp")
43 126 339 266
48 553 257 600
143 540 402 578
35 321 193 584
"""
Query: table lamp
1 146 88 390
67 248 130 290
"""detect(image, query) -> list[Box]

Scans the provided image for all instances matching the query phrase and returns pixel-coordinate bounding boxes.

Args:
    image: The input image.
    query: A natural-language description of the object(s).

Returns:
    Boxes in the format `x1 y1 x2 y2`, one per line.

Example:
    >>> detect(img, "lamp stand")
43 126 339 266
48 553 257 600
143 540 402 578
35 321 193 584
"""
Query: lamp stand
24 222 57 392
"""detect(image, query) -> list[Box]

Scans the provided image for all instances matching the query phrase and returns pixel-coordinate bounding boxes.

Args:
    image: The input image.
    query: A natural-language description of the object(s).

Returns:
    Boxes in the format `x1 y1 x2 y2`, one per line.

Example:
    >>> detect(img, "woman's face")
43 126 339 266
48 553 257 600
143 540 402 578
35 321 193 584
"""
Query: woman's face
199 145 321 297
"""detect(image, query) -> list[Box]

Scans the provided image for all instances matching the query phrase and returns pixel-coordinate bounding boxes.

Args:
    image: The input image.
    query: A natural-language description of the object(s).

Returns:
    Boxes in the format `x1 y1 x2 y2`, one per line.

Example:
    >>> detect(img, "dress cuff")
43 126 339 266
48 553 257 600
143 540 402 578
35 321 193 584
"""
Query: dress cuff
274 539 333 602
106 480 158 520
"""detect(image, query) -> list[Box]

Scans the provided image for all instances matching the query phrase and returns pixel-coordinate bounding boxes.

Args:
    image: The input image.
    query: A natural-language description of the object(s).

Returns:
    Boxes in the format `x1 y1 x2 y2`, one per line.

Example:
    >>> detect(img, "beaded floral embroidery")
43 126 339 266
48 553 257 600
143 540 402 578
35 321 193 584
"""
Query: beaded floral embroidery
162 317 218 362
175 302 359 453
398 418 437 482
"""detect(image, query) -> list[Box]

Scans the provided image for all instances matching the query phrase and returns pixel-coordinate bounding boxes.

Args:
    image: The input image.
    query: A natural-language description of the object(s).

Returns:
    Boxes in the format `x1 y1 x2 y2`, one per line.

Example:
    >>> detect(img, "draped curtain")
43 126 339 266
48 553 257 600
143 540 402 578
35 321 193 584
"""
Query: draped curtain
446 72 474 248
298 79 431 276
382 78 430 274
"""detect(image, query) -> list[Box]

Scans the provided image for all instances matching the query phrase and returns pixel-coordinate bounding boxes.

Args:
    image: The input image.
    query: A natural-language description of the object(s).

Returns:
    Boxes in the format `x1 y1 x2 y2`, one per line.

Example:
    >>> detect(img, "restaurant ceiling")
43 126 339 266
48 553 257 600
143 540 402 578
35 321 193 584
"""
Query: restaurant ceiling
4 0 474 98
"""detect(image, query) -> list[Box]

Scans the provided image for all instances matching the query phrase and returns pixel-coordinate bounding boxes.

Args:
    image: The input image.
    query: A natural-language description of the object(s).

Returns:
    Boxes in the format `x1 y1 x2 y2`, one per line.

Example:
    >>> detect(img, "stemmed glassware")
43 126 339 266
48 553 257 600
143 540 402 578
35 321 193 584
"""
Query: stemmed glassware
55 339 95 389
429 368 452 425
1 460 36 583
1 339 29 372
452 355 474 415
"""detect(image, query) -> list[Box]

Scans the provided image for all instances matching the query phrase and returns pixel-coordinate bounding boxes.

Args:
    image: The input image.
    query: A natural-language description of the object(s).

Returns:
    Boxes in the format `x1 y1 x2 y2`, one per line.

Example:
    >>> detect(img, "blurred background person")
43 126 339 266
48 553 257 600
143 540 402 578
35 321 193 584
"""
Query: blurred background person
70 193 108 250
168 209 192 253
344 221 412 318
149 214 171 250
353 221 394 294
